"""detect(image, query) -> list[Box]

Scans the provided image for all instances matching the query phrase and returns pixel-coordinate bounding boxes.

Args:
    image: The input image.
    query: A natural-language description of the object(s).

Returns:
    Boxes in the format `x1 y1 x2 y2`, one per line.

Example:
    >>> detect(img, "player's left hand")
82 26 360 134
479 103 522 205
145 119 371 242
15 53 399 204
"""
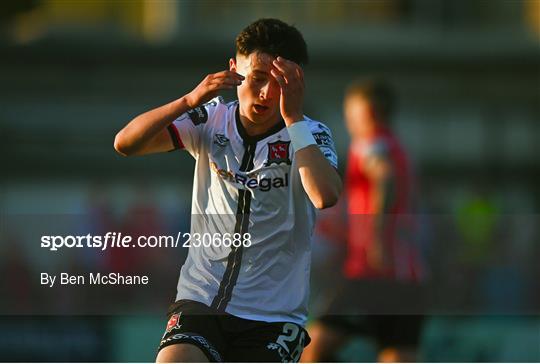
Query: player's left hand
271 57 304 125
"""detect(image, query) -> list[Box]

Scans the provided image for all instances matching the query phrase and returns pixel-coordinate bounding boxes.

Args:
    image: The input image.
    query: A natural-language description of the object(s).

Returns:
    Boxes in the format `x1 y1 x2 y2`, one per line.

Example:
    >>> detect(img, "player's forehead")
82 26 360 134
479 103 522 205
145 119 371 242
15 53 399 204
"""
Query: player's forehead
236 52 274 74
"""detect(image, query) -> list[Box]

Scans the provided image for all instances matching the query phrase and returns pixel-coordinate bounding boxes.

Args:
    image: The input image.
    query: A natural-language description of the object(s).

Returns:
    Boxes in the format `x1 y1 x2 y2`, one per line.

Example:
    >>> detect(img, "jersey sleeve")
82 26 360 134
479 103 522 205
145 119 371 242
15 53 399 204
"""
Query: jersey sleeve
308 120 339 169
167 97 223 158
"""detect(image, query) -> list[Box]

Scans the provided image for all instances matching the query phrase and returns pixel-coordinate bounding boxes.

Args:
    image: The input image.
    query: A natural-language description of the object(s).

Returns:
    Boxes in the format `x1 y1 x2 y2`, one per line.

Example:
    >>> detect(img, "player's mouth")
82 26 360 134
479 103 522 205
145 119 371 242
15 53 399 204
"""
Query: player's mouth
253 104 269 114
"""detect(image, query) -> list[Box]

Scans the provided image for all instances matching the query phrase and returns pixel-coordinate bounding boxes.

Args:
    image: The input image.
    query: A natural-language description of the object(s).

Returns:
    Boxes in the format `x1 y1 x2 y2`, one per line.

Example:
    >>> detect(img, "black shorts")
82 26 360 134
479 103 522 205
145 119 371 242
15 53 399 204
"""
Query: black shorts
157 299 311 362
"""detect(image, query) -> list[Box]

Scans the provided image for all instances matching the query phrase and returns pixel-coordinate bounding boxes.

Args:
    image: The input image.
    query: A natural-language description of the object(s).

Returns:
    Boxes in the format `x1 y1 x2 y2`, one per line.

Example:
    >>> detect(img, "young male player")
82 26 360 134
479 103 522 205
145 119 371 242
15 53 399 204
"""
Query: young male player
114 19 342 362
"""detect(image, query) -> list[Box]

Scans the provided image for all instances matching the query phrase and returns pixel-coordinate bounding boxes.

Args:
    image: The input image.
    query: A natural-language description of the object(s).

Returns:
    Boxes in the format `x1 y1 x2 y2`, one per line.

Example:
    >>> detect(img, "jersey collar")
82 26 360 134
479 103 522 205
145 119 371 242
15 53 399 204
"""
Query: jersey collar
235 105 286 144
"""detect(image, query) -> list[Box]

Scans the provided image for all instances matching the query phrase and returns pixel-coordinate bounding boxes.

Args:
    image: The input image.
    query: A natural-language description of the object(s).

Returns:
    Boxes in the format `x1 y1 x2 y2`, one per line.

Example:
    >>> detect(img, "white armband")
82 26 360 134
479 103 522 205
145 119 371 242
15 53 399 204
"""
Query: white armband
287 121 316 152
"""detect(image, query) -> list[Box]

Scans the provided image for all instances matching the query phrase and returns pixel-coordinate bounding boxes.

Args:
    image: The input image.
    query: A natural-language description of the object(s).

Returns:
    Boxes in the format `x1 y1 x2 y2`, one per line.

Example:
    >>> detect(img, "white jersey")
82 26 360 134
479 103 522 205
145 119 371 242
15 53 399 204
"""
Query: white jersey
168 97 338 326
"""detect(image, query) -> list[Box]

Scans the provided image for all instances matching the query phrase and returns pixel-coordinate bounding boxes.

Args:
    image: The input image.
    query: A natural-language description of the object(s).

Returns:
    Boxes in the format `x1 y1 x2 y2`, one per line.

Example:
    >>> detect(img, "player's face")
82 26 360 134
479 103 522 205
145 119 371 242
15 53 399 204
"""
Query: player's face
344 94 376 140
230 52 282 126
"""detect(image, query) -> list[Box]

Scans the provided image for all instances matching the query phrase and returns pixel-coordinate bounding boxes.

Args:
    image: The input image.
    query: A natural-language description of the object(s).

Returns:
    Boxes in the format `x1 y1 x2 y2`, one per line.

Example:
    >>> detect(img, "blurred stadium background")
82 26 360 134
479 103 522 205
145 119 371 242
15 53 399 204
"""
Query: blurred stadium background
0 0 539 361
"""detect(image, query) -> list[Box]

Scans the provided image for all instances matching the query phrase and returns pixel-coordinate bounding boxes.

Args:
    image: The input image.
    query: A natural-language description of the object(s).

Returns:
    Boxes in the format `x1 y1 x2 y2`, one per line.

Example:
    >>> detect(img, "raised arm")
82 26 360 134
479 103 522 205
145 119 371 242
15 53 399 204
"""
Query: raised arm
295 145 342 209
271 57 342 209
114 71 244 156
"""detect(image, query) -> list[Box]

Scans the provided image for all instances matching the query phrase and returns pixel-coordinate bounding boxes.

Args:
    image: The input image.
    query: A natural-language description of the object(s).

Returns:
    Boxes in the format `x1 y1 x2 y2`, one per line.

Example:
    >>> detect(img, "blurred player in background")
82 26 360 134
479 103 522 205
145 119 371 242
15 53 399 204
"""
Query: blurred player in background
302 79 425 362
114 18 341 362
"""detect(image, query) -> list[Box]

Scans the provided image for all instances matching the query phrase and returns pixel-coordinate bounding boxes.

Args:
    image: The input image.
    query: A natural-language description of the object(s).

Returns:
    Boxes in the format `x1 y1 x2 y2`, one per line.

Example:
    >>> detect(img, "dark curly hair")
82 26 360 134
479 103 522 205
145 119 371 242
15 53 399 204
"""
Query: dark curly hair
236 18 308 66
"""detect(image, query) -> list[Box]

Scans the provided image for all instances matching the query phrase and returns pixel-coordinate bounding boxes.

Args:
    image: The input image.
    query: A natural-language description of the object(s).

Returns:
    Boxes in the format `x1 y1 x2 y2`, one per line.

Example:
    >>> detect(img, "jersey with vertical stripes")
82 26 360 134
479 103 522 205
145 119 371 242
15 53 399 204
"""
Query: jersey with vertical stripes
167 97 338 326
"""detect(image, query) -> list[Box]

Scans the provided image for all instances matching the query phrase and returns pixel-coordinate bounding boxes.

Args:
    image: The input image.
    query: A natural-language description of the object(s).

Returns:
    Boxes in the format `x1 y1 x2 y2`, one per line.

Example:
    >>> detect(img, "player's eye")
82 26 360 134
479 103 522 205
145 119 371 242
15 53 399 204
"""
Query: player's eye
251 75 267 83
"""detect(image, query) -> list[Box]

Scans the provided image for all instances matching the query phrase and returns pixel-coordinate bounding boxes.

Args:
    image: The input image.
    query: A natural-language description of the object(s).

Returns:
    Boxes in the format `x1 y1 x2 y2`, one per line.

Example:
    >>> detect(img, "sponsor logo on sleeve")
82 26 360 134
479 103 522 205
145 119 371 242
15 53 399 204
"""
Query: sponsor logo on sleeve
265 141 291 166
319 145 338 167
187 106 209 125
318 123 331 133
313 130 334 148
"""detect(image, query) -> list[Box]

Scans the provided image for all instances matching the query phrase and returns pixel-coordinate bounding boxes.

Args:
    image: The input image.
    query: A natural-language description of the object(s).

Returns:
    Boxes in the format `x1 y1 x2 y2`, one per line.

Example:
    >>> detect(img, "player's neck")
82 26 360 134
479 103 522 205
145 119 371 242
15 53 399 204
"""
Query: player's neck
237 112 282 138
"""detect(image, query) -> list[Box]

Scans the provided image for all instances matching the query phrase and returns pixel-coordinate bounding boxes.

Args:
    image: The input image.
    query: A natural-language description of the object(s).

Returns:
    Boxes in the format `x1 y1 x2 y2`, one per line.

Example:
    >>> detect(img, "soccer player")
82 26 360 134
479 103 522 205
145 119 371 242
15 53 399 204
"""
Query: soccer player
301 79 424 363
114 19 342 362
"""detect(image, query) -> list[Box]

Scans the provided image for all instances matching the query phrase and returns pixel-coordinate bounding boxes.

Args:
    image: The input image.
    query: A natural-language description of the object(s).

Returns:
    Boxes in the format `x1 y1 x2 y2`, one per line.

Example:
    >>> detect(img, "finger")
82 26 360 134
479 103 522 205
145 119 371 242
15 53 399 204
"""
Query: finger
211 80 239 89
208 77 237 87
214 70 245 81
277 56 297 65
223 75 244 85
209 84 234 91
214 75 243 86
272 58 290 75
297 66 304 80
273 59 301 85
274 57 301 76
270 68 287 88
228 71 245 80
217 74 245 85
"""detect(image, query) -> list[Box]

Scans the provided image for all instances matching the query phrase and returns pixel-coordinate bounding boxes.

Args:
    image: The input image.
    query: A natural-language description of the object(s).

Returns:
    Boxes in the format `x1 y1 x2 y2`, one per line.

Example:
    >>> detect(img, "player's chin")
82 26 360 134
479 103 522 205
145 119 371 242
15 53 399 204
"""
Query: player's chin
248 111 276 125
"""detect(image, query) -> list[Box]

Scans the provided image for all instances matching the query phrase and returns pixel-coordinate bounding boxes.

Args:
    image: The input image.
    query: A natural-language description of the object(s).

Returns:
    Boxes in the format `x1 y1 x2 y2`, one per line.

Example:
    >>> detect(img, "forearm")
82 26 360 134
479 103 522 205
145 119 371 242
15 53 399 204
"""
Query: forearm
114 96 191 156
296 145 342 209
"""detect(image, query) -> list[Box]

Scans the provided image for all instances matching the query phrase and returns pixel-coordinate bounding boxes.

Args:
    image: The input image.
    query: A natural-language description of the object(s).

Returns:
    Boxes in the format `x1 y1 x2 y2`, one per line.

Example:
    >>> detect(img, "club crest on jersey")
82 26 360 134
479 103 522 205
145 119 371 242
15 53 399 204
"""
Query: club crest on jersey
165 312 182 334
265 141 291 166
213 133 229 147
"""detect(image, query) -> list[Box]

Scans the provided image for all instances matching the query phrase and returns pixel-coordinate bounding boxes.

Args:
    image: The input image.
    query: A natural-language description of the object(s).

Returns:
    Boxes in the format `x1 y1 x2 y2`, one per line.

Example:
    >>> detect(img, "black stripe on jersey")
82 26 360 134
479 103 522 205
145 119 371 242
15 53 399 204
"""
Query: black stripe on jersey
211 108 258 311
212 141 255 311
212 188 251 311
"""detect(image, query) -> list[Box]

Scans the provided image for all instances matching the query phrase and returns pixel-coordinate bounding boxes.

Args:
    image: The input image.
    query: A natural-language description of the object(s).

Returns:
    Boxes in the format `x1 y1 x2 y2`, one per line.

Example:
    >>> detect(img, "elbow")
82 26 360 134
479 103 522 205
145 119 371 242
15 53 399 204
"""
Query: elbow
312 175 343 210
313 195 338 210
113 131 132 157
312 186 341 210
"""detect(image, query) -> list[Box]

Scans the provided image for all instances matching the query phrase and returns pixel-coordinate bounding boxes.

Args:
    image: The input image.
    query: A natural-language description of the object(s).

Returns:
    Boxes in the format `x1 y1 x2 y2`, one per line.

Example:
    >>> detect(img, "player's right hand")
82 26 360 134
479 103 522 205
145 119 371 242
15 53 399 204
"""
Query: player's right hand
185 71 245 109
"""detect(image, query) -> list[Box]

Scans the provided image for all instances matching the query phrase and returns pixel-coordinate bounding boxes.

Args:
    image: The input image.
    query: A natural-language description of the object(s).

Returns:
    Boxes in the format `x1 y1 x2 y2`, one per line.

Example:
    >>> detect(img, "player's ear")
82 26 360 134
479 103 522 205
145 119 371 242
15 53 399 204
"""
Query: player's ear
229 57 237 72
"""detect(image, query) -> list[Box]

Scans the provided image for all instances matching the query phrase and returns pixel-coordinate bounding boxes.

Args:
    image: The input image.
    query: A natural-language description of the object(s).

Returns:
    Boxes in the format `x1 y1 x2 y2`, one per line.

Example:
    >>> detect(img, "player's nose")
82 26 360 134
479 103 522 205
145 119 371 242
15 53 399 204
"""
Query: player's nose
259 81 275 101
259 84 269 100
